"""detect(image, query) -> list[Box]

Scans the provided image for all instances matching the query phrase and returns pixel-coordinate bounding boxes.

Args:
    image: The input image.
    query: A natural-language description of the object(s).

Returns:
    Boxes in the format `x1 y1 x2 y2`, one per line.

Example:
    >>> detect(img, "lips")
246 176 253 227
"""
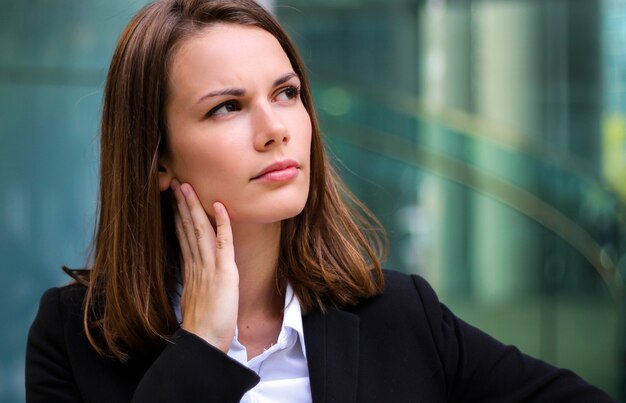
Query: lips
252 159 299 181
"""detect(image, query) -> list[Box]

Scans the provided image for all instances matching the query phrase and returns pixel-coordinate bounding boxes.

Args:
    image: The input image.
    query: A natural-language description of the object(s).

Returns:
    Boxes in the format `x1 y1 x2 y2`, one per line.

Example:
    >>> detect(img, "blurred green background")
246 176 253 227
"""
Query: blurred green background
2 0 625 401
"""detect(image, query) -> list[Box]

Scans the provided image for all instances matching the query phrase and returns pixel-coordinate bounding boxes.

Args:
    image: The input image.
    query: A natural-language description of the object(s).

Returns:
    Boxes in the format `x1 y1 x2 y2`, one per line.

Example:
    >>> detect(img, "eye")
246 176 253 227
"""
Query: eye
206 101 241 118
275 85 301 102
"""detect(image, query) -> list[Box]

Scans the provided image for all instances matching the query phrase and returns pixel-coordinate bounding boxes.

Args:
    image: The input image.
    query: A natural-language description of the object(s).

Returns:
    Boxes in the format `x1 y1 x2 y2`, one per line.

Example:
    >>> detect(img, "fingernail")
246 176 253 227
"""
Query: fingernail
213 202 222 215
170 179 179 191
181 184 190 197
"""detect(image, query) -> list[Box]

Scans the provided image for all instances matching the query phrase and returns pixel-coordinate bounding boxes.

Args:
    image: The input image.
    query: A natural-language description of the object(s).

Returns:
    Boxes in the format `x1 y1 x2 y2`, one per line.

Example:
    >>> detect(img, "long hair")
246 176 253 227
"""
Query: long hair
75 0 386 362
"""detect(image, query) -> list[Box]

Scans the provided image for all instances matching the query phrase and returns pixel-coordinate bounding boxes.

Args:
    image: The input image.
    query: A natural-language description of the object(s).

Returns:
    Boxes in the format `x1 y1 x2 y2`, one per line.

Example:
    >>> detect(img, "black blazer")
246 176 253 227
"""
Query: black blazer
26 270 615 402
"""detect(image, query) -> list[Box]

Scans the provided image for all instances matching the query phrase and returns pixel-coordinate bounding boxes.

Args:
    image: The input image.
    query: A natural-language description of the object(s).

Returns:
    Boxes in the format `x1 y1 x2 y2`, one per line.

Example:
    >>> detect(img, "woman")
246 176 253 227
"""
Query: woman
25 0 615 402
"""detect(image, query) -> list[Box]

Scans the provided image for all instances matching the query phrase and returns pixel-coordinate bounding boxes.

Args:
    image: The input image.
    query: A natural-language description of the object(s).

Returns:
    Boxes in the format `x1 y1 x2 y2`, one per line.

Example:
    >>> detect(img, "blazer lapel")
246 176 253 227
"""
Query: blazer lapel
302 307 360 403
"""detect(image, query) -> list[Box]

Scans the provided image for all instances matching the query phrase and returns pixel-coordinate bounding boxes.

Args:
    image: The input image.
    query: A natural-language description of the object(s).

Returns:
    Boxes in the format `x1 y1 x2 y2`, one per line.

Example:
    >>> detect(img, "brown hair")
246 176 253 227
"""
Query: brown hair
75 0 386 362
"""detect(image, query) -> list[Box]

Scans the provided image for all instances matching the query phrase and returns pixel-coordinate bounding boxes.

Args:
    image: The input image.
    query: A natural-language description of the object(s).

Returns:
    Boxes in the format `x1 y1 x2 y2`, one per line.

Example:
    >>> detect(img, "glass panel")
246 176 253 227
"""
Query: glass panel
279 0 622 399
0 2 151 401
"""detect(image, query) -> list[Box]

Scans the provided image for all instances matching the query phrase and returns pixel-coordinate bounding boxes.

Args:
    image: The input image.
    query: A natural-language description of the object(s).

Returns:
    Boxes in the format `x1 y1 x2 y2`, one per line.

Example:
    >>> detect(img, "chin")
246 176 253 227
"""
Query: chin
233 194 308 225
280 202 307 221
262 201 308 224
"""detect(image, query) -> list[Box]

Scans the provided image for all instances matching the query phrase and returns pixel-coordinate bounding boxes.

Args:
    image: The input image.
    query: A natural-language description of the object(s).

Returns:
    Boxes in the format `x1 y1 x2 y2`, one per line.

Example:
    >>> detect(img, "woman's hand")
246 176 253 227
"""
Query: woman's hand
171 179 238 353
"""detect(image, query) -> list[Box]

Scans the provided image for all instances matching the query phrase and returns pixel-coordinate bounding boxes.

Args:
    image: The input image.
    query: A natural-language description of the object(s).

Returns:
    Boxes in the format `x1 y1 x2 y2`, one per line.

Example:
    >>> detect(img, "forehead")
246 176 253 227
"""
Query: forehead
168 23 293 92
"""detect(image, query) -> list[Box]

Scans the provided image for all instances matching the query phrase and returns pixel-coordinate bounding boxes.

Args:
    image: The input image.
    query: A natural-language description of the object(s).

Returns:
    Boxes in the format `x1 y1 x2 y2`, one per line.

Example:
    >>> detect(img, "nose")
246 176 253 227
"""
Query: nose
253 102 290 150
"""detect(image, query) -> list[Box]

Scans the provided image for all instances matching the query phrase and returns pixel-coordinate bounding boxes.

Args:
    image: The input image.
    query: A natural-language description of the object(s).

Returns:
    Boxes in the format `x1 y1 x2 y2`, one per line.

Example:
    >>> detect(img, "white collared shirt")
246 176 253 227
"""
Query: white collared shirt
227 284 311 403
173 283 312 402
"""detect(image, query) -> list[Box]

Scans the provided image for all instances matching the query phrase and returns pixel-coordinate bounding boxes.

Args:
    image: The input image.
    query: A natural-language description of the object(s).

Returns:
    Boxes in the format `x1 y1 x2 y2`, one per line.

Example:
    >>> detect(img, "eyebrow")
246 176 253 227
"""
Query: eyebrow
195 72 299 105
274 72 299 87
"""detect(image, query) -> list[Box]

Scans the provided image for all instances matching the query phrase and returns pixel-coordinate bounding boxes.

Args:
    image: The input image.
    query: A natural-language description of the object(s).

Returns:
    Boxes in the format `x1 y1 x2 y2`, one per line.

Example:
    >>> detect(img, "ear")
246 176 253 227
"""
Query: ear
158 155 174 192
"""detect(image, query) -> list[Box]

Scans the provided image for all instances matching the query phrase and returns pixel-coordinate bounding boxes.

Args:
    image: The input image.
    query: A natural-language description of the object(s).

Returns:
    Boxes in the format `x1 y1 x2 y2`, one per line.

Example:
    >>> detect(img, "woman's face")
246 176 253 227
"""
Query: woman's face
160 23 312 224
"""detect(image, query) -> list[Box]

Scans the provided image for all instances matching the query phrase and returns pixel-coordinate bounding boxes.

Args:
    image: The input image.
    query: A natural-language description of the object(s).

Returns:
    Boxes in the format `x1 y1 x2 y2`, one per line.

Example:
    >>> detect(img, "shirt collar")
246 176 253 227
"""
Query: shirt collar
283 283 307 360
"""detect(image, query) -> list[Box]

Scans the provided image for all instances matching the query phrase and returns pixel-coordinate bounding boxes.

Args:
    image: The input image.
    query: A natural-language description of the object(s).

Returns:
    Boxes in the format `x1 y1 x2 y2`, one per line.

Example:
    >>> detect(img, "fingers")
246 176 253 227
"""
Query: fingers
173 209 192 264
213 202 235 264
181 183 217 265
171 179 202 261
171 180 230 268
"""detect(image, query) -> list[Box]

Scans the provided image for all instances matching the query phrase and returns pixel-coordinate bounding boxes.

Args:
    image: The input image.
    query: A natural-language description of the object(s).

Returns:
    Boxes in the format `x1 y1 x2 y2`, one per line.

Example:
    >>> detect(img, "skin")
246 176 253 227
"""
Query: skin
158 23 312 359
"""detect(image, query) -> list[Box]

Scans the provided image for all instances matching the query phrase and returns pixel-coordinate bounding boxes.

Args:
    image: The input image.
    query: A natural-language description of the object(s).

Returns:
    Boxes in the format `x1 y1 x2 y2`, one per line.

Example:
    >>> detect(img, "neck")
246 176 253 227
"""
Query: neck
231 221 283 322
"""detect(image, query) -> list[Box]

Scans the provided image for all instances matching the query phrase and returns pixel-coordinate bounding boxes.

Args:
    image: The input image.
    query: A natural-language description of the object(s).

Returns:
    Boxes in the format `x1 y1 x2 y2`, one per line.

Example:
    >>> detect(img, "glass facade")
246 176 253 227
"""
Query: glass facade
278 0 622 399
1 0 624 401
0 1 153 401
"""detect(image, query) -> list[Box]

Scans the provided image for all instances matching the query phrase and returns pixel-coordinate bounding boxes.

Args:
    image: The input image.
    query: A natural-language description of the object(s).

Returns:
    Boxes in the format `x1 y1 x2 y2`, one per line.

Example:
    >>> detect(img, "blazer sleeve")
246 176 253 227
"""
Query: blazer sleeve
26 287 260 403
411 275 617 403
131 329 259 402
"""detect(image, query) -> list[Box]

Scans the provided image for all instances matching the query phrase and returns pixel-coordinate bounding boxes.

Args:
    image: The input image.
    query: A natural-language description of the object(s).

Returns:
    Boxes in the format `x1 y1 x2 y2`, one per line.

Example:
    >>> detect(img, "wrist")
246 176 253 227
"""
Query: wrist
181 324 232 353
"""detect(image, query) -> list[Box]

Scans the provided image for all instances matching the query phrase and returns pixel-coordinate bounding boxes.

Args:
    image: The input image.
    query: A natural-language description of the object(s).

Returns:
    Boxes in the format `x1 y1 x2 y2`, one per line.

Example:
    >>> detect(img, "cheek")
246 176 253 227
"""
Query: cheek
169 141 235 194
169 126 243 177
293 112 313 152
171 145 215 180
